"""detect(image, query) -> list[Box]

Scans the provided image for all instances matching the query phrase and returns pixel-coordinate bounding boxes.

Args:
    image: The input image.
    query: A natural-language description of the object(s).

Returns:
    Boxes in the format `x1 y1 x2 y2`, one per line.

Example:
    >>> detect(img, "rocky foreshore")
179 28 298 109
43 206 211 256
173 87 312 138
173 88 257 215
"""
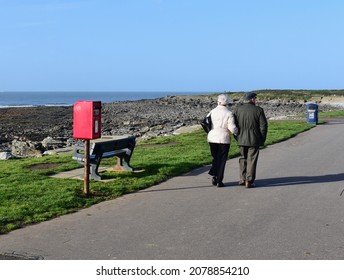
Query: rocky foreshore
0 95 341 158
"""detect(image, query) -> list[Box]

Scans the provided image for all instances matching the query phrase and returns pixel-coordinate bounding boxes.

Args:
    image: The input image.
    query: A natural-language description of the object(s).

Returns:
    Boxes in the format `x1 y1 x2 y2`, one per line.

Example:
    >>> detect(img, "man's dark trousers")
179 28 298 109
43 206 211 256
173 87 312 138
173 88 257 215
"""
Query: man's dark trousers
209 143 230 184
239 146 259 183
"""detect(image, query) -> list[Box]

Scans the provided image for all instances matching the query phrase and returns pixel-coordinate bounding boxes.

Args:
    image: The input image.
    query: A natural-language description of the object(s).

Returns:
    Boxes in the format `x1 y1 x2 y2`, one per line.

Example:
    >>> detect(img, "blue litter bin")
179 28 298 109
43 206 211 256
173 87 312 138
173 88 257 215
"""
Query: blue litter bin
306 103 318 124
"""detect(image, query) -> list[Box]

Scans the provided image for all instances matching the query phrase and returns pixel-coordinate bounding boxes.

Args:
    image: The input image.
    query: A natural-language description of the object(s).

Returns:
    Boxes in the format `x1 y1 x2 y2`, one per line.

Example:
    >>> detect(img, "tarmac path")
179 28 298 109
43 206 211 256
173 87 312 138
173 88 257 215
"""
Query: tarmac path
1 120 344 260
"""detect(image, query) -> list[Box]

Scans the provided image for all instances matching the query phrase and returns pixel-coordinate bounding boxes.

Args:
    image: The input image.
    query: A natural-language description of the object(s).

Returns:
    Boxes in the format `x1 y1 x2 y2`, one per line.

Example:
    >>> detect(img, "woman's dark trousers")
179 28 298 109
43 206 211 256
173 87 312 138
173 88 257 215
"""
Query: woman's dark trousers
209 143 230 184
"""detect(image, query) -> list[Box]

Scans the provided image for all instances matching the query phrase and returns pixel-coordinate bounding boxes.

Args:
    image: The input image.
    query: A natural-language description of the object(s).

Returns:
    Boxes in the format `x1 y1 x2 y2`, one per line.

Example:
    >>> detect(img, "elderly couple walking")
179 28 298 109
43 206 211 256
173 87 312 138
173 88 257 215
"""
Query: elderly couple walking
206 92 268 188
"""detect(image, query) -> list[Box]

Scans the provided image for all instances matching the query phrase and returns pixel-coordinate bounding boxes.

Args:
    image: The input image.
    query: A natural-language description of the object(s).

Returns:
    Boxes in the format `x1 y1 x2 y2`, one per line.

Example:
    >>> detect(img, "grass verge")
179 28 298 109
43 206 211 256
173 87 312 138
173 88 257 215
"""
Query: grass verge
0 120 315 233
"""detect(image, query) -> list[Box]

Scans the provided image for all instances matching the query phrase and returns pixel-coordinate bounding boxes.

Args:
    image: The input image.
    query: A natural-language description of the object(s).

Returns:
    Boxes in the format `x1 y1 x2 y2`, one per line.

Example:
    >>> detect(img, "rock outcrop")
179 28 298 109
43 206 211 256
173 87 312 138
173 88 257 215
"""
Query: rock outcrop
0 95 341 158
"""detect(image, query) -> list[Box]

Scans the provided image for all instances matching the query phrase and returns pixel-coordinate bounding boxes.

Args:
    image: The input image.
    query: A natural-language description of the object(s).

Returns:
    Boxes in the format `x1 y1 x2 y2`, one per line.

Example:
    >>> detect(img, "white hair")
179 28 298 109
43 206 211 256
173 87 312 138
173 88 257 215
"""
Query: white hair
217 94 230 106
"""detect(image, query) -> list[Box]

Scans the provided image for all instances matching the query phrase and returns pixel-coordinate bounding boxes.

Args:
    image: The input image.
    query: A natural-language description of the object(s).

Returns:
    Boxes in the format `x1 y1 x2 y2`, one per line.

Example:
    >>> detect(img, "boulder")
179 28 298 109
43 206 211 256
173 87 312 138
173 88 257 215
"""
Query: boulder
41 136 66 150
11 139 43 158
0 152 12 160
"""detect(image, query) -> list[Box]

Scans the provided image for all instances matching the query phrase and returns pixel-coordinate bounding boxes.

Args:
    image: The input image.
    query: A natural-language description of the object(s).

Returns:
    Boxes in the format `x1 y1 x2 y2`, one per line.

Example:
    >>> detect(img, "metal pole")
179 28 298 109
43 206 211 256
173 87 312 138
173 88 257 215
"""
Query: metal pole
84 139 90 195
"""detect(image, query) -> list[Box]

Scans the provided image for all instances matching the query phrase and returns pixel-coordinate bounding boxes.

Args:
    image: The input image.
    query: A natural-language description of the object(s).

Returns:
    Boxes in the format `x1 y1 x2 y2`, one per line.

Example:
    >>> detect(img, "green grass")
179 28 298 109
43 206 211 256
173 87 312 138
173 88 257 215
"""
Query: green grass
228 89 344 101
319 110 344 117
189 89 344 102
0 120 316 233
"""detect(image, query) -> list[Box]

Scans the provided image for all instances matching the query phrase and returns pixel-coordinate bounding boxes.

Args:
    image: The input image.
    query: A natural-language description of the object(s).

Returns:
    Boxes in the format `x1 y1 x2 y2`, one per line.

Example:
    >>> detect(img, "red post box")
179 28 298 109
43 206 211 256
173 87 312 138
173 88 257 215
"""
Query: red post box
73 100 102 140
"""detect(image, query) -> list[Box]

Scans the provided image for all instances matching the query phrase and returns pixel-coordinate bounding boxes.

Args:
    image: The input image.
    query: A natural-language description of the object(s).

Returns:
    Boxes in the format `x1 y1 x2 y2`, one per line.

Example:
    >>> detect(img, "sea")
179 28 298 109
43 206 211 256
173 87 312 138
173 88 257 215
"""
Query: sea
0 91 211 108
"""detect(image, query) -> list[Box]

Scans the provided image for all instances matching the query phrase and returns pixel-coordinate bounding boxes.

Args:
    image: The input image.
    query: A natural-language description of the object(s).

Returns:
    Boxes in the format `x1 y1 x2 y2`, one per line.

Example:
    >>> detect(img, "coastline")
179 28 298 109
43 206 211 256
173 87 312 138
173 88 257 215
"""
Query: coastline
0 95 343 156
0 91 211 108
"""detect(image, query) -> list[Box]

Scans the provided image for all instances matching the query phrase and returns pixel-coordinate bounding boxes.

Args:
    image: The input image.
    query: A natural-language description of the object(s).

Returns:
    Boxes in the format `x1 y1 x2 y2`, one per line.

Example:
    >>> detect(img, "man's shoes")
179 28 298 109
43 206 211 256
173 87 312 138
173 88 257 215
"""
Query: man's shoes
212 177 217 186
217 182 224 188
239 180 245 186
245 181 255 188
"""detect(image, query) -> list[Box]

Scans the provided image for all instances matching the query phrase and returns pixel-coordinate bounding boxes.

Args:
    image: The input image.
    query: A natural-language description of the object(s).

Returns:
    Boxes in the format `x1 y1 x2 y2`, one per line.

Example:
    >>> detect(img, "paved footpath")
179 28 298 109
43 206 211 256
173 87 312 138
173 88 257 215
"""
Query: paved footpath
1 120 344 260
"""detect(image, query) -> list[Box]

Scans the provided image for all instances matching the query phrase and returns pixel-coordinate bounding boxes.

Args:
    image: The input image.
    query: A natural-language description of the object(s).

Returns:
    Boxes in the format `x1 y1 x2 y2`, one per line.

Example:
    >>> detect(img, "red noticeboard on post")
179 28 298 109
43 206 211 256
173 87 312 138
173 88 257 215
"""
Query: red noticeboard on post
73 100 102 140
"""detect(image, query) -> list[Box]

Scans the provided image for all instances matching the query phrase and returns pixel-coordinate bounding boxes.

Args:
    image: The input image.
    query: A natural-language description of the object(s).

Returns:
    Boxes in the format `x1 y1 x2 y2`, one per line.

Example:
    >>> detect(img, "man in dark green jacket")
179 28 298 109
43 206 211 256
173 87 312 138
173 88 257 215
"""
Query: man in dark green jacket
232 92 268 188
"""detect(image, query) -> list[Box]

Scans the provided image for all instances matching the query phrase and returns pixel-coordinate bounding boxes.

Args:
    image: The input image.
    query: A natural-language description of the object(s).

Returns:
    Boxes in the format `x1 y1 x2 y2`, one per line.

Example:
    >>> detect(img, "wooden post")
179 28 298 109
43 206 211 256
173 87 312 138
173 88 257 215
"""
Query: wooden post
84 139 90 195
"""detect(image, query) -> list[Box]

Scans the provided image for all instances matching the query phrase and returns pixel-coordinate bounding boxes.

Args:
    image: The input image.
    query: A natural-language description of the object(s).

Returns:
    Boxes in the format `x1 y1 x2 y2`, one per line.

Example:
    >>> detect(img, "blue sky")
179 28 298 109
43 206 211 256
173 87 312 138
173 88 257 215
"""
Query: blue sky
0 0 343 92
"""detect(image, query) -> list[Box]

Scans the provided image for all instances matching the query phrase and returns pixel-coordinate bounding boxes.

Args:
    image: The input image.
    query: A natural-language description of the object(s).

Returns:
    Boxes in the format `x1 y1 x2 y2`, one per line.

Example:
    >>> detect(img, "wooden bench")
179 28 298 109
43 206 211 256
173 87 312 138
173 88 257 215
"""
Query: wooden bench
72 135 136 180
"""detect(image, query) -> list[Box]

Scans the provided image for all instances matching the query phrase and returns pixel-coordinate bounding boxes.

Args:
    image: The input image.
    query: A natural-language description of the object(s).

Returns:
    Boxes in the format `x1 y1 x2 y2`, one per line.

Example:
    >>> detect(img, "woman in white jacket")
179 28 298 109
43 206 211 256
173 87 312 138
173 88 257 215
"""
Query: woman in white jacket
207 94 238 187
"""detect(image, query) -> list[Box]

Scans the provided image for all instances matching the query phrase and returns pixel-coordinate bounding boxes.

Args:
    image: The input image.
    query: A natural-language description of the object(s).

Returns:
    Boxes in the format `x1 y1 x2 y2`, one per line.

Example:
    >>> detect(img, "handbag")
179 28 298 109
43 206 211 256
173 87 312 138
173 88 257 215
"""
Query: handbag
201 114 212 133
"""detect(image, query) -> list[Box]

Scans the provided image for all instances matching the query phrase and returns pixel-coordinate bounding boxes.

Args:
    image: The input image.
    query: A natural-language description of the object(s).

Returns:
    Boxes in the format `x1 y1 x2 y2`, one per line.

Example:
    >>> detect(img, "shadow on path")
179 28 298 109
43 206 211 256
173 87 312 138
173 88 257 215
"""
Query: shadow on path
255 173 344 188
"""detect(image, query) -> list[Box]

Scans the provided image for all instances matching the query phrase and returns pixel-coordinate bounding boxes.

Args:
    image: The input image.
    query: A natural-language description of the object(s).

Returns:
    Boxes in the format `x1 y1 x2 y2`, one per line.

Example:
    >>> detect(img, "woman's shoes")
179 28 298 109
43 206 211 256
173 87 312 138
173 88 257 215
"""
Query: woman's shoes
212 176 224 187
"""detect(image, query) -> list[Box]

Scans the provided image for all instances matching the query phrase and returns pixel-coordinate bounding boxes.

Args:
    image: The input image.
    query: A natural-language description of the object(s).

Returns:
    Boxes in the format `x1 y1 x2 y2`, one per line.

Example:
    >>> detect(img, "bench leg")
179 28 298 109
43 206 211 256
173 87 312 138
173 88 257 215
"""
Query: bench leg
90 163 102 180
114 156 134 171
